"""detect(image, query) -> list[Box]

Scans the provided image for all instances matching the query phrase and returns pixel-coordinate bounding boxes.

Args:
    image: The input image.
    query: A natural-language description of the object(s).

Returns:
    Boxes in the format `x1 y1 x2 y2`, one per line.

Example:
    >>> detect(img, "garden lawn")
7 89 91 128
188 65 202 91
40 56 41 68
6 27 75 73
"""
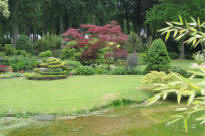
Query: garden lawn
171 59 194 69
0 75 150 115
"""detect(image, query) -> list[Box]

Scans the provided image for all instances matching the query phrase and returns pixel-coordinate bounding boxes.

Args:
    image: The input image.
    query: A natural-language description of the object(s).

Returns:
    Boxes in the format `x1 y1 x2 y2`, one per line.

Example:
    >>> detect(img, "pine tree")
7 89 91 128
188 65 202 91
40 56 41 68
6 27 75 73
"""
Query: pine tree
144 38 170 73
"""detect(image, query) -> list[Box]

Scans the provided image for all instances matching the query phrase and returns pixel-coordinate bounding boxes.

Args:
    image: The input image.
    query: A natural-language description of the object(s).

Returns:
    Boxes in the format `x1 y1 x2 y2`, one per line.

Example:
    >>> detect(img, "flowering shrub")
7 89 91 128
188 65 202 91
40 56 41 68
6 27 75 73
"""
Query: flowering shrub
0 65 8 72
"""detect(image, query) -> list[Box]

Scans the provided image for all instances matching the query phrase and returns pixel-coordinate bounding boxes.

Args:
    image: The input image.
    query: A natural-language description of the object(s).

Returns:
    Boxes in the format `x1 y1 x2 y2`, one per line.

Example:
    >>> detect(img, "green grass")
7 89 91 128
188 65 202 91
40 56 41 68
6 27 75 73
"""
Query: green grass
171 59 194 69
0 75 151 115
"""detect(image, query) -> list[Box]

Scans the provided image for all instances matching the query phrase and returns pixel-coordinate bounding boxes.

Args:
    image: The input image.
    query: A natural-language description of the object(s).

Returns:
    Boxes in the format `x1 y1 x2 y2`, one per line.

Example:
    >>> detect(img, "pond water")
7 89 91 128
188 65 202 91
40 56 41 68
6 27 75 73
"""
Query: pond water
1 103 205 136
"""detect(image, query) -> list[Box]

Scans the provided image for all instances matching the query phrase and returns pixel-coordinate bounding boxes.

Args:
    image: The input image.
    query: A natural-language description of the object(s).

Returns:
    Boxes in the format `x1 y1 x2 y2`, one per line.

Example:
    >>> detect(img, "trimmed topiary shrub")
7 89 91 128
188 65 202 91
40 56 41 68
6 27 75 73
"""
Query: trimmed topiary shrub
64 60 83 73
25 58 68 80
144 39 170 73
16 35 33 53
65 60 82 67
73 66 95 75
39 50 53 58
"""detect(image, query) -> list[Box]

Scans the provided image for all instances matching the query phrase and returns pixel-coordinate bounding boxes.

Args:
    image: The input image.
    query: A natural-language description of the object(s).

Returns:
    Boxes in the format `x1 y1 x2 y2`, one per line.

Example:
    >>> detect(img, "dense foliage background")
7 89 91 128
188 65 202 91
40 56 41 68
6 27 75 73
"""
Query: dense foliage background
0 0 204 58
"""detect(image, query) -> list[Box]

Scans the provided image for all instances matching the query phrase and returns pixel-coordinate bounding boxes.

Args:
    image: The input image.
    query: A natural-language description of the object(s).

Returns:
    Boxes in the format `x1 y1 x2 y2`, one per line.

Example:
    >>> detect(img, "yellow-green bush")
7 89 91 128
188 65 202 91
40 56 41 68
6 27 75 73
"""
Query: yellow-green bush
142 71 176 84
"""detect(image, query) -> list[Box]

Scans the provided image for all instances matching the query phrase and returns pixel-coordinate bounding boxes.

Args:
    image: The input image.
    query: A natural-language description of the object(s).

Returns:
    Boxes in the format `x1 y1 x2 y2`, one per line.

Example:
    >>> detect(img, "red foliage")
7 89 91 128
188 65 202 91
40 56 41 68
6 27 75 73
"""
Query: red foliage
113 49 128 59
0 65 8 72
62 21 128 63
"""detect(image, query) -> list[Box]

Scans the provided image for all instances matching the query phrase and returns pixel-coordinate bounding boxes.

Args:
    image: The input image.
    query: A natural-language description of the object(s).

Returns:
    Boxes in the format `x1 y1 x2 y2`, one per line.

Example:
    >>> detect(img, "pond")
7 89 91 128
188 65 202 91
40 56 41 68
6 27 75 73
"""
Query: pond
1 103 205 136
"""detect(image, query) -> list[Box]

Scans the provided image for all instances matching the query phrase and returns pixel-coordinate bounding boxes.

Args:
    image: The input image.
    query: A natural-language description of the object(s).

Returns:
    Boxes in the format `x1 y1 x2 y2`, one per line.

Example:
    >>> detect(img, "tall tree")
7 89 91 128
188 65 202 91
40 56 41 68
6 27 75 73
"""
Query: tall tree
146 0 205 57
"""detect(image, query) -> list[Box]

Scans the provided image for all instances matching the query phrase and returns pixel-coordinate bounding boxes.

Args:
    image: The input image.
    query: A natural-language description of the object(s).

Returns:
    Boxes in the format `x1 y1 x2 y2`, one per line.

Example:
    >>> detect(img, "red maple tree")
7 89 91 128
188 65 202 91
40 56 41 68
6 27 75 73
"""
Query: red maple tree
62 21 128 64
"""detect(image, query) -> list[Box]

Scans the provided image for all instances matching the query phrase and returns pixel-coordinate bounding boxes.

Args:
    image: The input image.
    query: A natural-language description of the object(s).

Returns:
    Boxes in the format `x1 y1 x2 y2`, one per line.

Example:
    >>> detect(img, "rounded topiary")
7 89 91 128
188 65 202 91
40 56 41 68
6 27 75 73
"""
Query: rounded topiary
25 57 68 80
144 39 170 73
16 35 33 53
39 50 53 58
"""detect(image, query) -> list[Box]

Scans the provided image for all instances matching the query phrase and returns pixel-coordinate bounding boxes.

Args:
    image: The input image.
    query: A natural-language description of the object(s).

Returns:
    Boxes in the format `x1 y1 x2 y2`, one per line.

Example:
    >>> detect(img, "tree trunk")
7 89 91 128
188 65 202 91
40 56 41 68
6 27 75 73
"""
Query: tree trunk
179 42 185 59
12 2 19 46
125 8 130 34
60 16 64 34
133 45 137 57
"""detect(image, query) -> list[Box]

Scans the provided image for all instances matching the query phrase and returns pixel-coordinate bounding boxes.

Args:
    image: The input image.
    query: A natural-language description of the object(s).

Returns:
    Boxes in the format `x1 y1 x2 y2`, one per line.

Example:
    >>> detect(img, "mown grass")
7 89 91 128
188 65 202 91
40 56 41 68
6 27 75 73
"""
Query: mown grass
0 75 151 116
171 59 194 69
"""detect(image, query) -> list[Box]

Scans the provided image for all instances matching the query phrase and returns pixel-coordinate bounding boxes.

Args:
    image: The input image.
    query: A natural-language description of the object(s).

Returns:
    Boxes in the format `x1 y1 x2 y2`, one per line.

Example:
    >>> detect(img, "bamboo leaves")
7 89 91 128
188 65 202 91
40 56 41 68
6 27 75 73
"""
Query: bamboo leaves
145 72 202 106
158 16 205 47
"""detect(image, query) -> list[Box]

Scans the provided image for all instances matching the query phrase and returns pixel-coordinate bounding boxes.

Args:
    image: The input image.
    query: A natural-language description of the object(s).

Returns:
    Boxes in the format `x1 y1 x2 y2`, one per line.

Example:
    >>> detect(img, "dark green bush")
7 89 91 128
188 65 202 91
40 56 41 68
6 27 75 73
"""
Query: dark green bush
0 52 6 57
61 47 76 60
39 50 53 58
138 53 148 65
4 45 15 56
0 34 11 45
74 66 95 75
52 49 62 58
16 35 33 53
0 56 9 65
112 67 128 75
185 53 194 60
95 66 106 74
169 52 179 59
127 67 145 75
7 55 38 71
35 35 62 53
144 39 170 73
15 50 30 57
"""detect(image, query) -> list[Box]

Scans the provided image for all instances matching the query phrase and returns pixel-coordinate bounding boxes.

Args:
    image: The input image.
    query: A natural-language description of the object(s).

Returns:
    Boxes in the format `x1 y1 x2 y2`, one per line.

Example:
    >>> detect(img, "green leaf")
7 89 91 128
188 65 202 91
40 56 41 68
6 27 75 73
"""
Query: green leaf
188 94 195 106
172 22 182 25
191 17 197 26
177 92 182 104
166 22 173 26
167 118 182 125
179 15 183 25
163 92 168 100
174 108 187 111
146 95 161 106
193 39 197 46
165 31 170 41
198 17 201 26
